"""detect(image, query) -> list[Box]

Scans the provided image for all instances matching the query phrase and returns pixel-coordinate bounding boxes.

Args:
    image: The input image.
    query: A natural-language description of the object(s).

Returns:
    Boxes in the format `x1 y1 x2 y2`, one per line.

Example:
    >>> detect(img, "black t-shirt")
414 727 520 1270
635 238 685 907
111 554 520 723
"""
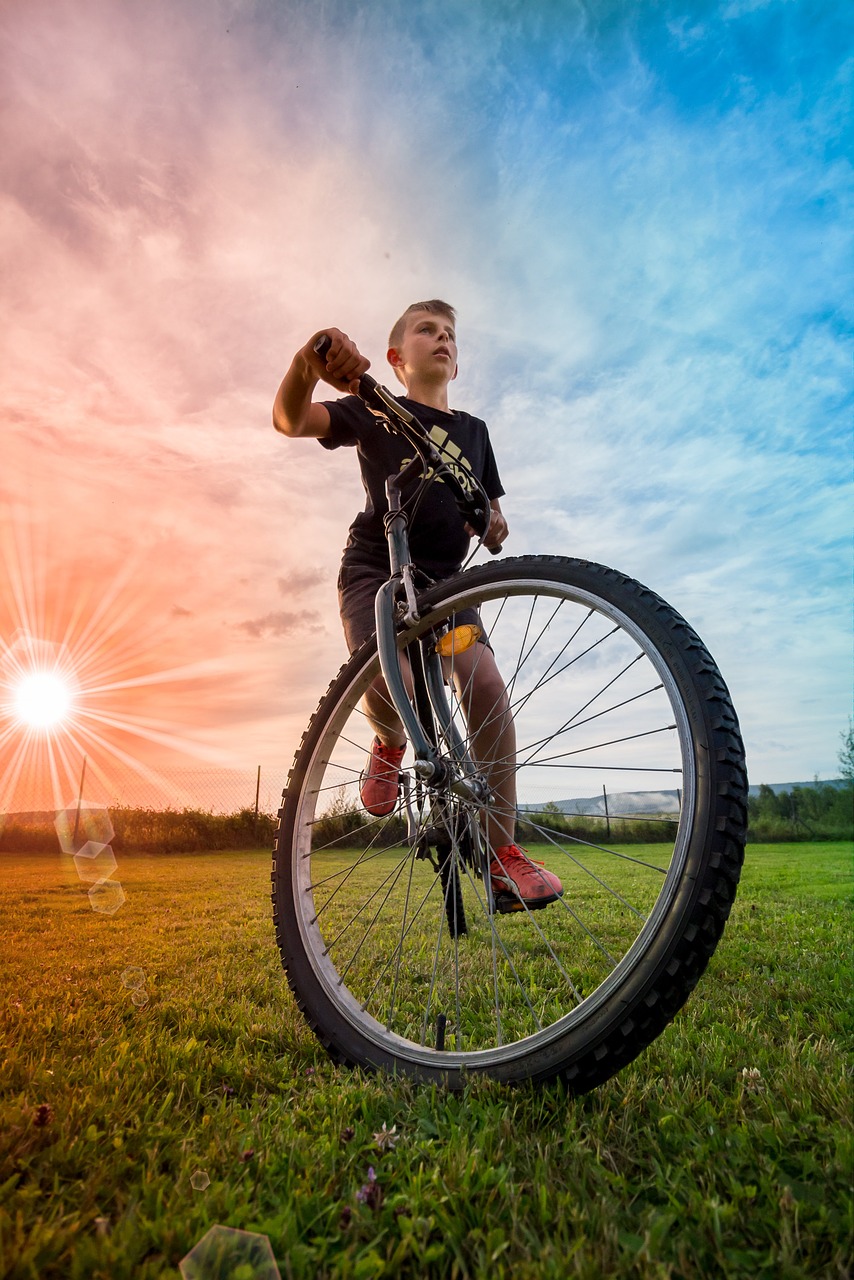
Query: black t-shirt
319 395 505 579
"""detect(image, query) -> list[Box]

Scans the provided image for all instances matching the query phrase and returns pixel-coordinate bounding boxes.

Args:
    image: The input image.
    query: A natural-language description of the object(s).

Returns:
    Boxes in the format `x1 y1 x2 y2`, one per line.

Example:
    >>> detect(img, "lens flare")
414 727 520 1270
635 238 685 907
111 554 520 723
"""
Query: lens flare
13 670 74 730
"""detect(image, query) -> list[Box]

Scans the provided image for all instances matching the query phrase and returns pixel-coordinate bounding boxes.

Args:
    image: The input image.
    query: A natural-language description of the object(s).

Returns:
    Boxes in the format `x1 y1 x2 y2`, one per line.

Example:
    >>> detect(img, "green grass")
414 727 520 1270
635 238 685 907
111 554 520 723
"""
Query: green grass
1 843 851 1278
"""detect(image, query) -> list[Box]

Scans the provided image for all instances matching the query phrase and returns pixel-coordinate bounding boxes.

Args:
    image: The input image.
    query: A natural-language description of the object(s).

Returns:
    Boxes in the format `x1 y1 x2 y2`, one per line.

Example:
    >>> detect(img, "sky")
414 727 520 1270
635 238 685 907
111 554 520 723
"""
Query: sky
1 0 851 814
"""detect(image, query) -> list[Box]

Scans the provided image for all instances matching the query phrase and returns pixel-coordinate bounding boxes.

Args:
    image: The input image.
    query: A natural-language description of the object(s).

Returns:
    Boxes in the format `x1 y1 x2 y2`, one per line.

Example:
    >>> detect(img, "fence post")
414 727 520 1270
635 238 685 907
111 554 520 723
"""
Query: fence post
72 756 87 845
602 784 610 840
254 766 261 830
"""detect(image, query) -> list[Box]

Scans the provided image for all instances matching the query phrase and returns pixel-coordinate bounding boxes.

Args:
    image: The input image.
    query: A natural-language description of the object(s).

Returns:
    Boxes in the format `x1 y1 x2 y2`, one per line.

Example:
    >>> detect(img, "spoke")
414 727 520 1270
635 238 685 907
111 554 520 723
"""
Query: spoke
456 856 544 1033
522 762 683 772
525 819 671 875
559 655 649 731
421 869 454 1047
502 594 537 714
320 846 413 957
442 608 632 766
528 723 678 768
452 854 462 1051
512 682 665 766
386 831 420 1030
359 869 445 1011
308 768 364 792
523 820 651 916
330 845 419 977
465 677 669 783
502 616 619 727
491 620 621 735
308 799 421 895
306 812 393 859
534 808 678 826
309 837 409 893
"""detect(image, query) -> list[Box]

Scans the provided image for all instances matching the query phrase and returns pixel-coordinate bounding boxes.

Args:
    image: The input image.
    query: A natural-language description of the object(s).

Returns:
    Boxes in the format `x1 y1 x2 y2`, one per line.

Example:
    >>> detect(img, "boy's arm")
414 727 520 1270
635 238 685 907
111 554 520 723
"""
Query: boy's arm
273 329 371 438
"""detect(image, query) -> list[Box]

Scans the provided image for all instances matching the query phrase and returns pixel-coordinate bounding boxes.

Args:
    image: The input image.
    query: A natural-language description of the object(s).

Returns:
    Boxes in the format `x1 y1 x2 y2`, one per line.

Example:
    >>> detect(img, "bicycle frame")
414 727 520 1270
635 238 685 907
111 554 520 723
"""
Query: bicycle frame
372 438 488 804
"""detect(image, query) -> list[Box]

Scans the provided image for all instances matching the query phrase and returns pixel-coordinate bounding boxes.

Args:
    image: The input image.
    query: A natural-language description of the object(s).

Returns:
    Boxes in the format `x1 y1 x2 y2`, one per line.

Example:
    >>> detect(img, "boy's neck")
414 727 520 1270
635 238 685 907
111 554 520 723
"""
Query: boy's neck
399 377 451 414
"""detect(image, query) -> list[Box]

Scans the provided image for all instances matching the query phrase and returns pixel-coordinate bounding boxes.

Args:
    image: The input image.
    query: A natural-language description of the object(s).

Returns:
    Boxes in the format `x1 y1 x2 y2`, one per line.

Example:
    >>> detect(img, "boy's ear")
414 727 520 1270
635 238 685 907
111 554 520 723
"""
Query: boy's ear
387 345 408 386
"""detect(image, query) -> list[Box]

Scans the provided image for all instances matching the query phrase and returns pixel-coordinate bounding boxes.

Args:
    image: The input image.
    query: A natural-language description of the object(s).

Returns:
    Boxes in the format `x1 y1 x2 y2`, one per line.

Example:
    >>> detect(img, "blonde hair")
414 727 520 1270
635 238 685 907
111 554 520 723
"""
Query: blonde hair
388 300 457 383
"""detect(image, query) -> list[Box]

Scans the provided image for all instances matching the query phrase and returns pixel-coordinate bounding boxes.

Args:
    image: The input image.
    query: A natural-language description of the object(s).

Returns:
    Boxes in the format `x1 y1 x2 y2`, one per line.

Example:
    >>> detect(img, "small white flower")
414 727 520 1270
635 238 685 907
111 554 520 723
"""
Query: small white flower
373 1122 399 1150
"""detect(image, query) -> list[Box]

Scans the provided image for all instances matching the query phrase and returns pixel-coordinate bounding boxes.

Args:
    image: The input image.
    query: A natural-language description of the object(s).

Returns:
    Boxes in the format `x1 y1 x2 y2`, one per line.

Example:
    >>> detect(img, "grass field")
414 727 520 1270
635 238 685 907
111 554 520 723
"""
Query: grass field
1 843 851 1279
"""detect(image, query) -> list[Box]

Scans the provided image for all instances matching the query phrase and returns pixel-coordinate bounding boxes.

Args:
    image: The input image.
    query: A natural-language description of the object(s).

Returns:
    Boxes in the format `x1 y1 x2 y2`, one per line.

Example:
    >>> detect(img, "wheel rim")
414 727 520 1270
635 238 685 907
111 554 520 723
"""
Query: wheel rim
289 574 698 1070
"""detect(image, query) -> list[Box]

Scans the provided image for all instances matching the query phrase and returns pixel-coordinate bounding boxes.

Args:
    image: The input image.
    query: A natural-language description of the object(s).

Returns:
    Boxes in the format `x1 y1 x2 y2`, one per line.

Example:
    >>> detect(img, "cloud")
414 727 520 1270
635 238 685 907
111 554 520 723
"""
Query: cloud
234 610 322 639
277 570 326 596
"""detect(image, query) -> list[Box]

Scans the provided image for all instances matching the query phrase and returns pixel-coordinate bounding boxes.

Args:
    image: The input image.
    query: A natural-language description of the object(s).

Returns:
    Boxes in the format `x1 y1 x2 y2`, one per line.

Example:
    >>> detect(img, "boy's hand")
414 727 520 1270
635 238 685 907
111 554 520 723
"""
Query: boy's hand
466 505 508 551
305 328 370 394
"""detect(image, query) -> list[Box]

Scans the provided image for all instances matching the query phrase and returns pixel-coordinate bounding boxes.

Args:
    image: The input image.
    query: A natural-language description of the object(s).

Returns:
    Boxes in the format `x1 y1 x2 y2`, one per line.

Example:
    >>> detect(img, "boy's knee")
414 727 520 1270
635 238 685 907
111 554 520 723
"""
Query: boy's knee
464 664 508 711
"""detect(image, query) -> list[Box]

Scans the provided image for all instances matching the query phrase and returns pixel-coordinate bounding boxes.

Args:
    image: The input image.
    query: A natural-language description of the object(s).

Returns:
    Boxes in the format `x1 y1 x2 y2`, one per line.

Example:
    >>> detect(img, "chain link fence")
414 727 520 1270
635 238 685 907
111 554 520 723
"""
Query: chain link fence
2 760 288 824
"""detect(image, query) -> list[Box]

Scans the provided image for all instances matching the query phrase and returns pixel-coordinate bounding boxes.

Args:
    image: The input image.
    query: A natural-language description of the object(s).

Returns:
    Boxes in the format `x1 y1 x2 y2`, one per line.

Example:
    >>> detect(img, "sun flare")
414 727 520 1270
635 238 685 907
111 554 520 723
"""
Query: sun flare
13 670 75 731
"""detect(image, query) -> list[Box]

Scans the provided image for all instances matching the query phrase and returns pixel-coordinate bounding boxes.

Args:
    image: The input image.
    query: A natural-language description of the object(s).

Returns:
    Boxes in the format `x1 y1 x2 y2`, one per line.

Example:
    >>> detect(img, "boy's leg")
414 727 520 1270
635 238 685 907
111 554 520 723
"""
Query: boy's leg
363 667 409 750
449 643 563 907
446 643 516 847
338 566 410 815
359 664 411 817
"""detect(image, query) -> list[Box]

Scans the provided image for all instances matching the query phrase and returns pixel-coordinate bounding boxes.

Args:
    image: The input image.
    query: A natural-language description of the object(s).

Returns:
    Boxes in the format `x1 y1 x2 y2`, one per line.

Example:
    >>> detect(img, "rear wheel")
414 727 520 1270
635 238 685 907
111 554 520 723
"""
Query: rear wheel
272 556 747 1089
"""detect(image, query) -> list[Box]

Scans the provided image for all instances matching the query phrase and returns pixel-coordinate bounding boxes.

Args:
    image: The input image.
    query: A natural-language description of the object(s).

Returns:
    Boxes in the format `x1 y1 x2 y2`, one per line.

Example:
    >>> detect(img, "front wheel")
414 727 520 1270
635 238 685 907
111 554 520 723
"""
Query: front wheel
272 556 747 1089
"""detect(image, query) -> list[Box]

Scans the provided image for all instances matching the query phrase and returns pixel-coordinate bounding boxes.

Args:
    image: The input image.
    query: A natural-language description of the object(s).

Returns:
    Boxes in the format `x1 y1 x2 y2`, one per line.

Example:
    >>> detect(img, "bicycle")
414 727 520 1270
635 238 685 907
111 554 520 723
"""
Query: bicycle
272 341 748 1089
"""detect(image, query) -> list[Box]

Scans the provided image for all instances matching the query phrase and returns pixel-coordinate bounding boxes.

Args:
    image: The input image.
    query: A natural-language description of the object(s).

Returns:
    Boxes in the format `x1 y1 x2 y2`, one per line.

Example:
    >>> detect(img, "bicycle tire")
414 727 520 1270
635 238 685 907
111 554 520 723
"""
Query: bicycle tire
272 556 747 1089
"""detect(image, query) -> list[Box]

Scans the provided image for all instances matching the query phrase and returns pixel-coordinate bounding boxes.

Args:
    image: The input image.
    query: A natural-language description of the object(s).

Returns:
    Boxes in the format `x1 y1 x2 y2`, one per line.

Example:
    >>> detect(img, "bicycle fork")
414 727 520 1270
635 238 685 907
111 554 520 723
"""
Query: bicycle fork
376 466 496 917
374 584 497 918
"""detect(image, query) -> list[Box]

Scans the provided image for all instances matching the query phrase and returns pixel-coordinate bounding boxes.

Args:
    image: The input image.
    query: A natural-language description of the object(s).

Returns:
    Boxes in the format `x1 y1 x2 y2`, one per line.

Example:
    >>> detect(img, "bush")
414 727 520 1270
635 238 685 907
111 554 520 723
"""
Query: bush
311 788 406 850
746 782 853 843
0 806 277 854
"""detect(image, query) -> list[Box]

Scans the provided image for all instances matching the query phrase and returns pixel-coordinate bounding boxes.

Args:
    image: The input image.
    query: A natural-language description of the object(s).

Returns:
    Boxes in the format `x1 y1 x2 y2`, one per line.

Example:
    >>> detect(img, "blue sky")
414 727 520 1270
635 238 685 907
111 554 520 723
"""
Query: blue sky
1 0 851 805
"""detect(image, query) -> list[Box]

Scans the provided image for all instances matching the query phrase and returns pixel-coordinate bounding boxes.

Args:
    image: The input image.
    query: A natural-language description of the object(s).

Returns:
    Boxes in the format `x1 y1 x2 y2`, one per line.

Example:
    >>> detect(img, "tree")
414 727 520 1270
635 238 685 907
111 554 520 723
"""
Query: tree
839 719 854 782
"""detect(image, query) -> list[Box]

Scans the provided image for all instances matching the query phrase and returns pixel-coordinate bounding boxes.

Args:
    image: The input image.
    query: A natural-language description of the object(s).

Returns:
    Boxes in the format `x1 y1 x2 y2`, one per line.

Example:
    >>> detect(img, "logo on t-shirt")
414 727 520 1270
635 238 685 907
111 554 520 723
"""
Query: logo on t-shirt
401 425 477 497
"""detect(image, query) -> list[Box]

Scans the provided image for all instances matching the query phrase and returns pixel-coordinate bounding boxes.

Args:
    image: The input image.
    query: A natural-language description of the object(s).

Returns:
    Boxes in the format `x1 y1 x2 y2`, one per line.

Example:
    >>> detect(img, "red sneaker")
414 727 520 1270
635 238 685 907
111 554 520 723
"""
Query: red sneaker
360 737 406 816
489 844 563 912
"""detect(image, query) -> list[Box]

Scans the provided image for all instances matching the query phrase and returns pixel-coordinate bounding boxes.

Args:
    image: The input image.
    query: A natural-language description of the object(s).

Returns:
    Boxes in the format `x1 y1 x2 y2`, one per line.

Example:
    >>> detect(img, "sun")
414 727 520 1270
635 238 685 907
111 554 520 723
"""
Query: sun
13 669 75 731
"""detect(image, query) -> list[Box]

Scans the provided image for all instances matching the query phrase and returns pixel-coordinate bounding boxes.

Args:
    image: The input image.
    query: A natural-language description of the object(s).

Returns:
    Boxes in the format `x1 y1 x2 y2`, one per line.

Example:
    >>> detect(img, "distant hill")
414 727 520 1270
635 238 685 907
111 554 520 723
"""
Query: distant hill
519 780 848 817
747 780 848 796
519 790 680 816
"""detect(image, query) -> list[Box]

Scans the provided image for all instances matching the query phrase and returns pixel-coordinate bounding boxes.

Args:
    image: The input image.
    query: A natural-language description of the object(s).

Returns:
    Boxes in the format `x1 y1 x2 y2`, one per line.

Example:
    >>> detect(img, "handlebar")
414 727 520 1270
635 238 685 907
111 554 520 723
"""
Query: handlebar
313 334 499 551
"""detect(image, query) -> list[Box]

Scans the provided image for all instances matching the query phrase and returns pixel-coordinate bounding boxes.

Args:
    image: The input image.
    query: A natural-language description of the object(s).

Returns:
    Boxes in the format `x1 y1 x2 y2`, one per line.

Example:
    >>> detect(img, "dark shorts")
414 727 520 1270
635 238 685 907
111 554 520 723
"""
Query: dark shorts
338 562 487 656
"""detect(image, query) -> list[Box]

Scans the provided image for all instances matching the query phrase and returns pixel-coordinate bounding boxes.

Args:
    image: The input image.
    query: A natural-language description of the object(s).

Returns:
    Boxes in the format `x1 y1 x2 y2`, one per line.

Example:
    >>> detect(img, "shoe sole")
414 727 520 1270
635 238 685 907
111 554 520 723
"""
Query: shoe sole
493 889 562 914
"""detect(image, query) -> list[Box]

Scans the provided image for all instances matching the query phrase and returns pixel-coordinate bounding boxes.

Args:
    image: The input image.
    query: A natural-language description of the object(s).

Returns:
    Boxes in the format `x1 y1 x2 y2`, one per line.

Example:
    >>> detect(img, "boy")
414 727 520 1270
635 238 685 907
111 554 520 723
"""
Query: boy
273 301 562 910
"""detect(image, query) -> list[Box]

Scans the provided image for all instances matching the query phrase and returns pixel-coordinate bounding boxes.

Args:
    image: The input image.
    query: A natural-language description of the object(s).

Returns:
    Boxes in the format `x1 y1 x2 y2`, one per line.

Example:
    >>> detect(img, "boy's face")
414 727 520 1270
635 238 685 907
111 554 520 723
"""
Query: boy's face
388 311 458 386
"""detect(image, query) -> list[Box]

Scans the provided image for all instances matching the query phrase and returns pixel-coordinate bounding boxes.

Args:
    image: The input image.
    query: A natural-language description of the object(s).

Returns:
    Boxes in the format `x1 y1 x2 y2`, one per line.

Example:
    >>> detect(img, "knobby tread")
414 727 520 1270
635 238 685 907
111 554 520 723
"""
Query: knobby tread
271 556 747 1090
